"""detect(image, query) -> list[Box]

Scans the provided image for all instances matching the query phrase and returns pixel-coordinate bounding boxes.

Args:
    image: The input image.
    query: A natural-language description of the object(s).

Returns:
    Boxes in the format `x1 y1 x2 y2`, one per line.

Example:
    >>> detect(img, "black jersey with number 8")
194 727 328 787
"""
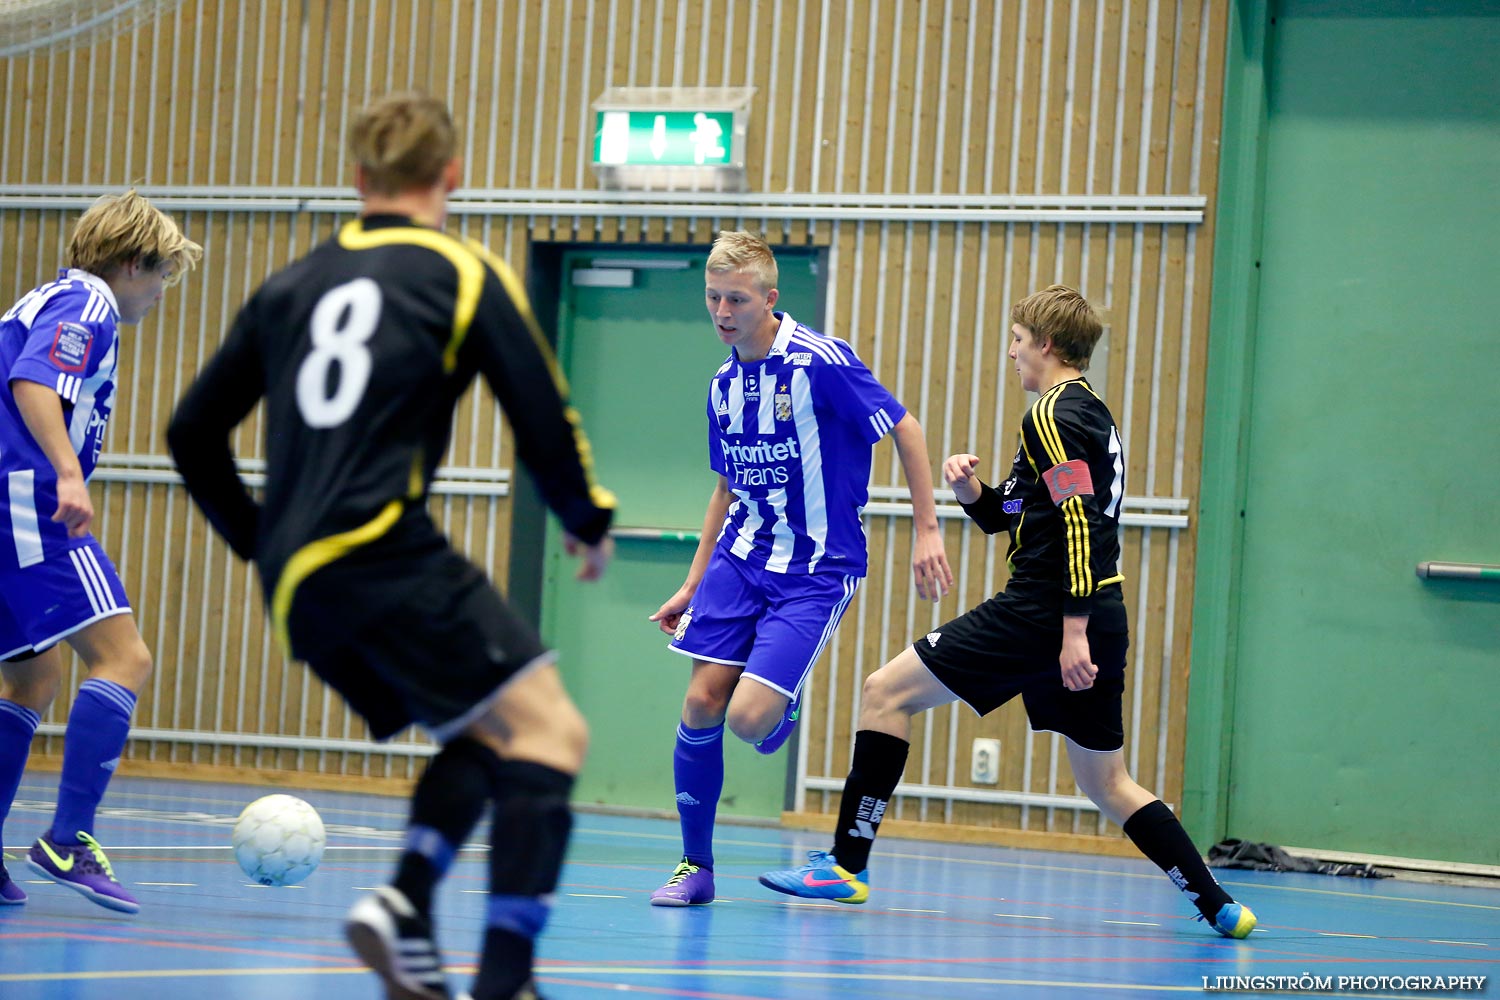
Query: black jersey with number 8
169 215 614 609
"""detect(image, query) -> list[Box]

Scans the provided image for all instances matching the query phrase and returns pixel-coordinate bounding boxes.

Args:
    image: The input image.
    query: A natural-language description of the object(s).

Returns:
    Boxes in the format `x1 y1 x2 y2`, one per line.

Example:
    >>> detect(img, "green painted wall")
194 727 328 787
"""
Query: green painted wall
1193 1 1500 864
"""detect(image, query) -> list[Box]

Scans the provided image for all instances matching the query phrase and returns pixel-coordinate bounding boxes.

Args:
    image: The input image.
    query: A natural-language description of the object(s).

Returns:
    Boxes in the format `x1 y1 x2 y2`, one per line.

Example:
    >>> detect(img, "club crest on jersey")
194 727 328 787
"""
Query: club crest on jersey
775 390 792 421
789 352 813 366
50 321 92 372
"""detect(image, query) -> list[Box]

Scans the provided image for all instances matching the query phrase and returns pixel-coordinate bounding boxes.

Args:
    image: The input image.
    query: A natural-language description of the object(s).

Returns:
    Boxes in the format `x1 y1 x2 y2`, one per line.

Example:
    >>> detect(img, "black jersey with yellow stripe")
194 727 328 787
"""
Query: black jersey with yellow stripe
168 215 615 641
959 378 1124 615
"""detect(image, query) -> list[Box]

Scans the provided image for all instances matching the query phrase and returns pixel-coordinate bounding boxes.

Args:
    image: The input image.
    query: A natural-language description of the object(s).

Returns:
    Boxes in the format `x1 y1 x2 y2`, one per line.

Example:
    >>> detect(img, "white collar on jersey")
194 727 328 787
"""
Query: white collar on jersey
768 311 798 356
62 268 121 318
732 310 800 364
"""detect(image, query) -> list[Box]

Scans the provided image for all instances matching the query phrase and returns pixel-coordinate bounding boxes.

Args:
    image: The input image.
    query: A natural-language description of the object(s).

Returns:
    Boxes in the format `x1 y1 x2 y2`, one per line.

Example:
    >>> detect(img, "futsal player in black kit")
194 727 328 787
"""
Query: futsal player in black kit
759 284 1257 939
168 92 615 1000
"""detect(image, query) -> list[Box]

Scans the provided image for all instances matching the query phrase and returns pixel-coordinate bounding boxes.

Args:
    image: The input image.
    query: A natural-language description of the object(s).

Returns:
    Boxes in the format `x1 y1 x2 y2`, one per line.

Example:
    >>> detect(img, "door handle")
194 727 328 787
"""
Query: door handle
1415 561 1500 582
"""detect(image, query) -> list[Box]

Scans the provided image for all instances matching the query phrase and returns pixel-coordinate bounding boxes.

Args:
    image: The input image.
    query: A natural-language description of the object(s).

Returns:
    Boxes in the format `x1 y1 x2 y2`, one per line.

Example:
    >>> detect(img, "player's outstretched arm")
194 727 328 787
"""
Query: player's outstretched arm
890 414 953 601
941 453 984 503
12 380 92 537
648 477 732 635
564 532 614 582
943 452 1013 534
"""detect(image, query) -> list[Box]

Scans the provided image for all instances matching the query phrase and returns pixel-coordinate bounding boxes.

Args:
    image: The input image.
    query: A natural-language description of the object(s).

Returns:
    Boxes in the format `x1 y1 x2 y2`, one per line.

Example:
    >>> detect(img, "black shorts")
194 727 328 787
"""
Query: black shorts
913 587 1128 752
284 543 551 743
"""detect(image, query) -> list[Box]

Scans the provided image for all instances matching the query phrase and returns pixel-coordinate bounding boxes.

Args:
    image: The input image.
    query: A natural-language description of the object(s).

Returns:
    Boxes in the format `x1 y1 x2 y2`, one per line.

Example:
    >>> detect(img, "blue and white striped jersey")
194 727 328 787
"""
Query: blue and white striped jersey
0 269 121 569
707 312 905 577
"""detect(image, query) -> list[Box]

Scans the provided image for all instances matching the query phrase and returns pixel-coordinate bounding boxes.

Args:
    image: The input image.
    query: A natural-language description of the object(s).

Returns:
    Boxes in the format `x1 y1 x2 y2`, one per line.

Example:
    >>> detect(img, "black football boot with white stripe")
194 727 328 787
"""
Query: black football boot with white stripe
345 885 451 1000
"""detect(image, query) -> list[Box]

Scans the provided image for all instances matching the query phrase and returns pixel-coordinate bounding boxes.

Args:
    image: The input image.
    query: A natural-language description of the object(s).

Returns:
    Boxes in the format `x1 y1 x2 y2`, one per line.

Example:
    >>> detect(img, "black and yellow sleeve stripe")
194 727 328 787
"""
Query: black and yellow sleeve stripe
1031 384 1095 599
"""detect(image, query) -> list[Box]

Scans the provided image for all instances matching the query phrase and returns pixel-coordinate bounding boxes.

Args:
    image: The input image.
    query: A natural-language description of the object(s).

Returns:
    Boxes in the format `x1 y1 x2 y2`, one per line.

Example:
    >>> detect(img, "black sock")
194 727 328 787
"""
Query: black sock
470 760 574 1000
830 730 909 873
1121 799 1232 918
395 737 499 915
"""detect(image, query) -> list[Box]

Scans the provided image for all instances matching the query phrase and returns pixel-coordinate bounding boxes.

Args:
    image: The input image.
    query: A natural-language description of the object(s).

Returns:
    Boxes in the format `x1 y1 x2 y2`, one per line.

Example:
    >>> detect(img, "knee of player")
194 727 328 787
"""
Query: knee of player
0 657 63 711
859 668 902 716
116 644 154 688
724 703 778 746
681 686 731 728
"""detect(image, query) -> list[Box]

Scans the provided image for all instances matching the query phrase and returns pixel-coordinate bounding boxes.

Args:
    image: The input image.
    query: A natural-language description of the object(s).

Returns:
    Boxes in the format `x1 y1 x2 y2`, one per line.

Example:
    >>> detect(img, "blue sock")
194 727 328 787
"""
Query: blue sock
475 895 552 999
0 699 42 848
52 678 135 842
673 722 724 870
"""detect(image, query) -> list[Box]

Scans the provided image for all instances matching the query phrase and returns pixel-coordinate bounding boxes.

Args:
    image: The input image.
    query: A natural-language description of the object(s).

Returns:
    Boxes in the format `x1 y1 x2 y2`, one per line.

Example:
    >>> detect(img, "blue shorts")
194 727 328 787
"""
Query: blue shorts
668 548 858 701
0 537 131 658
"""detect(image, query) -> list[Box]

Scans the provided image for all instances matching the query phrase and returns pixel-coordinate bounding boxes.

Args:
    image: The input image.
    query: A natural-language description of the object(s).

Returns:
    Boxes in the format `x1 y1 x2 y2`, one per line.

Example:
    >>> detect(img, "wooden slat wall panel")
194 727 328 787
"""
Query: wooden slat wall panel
1 1 1228 841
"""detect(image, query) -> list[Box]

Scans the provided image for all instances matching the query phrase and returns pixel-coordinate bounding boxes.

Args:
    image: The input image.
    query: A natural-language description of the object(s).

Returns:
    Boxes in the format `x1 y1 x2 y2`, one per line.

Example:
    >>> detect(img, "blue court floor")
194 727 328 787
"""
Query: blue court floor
1 774 1496 999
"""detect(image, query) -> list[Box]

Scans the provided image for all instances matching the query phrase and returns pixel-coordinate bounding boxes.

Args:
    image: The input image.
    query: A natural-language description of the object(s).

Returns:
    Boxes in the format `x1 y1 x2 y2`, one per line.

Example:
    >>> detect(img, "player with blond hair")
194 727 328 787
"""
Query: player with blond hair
0 189 201 913
646 229 953 906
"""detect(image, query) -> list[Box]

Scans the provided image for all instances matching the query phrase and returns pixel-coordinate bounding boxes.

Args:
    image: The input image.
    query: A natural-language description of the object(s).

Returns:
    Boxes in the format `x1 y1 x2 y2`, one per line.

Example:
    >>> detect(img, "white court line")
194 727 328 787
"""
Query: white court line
1103 920 1160 926
888 907 945 913
1430 940 1487 947
995 913 1053 920
567 893 625 899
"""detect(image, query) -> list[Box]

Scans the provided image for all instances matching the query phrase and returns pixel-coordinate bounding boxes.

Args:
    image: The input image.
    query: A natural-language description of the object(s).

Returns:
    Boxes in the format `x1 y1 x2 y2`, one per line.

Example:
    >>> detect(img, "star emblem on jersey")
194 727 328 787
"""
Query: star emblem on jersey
926 631 941 647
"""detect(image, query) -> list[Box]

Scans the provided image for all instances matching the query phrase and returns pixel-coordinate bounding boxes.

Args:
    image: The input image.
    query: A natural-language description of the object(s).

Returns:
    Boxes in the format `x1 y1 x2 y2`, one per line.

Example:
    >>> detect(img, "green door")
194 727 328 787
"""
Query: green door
1224 6 1500 864
540 246 820 817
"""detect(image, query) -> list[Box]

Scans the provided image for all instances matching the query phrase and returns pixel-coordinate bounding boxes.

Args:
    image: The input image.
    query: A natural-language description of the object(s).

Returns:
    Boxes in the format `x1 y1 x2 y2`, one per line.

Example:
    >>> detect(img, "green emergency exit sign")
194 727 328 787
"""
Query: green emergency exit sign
593 110 735 167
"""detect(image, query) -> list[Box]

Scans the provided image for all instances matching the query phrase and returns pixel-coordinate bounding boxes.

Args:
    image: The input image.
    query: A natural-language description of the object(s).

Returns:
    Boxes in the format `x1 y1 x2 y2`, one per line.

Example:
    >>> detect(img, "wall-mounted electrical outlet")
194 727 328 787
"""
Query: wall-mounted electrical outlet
971 738 1001 785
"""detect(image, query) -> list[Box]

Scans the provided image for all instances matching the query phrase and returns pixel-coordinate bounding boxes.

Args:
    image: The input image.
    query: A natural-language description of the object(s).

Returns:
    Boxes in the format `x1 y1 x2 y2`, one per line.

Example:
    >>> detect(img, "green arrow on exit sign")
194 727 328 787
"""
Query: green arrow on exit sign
593 110 735 167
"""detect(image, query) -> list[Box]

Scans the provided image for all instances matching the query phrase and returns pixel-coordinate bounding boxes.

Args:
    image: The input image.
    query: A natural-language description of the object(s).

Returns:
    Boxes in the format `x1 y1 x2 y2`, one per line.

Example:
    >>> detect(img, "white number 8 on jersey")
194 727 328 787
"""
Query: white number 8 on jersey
296 278 381 428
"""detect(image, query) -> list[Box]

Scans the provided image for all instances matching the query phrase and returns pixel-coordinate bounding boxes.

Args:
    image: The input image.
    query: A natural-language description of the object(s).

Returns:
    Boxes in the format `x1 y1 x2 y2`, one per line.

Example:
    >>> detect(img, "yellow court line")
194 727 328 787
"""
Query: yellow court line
0 965 1215 992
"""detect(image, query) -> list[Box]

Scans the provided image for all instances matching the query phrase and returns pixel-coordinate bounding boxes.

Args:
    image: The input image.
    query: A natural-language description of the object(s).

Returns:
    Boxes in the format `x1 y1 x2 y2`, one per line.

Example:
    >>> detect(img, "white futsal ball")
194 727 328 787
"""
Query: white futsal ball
232 793 327 886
